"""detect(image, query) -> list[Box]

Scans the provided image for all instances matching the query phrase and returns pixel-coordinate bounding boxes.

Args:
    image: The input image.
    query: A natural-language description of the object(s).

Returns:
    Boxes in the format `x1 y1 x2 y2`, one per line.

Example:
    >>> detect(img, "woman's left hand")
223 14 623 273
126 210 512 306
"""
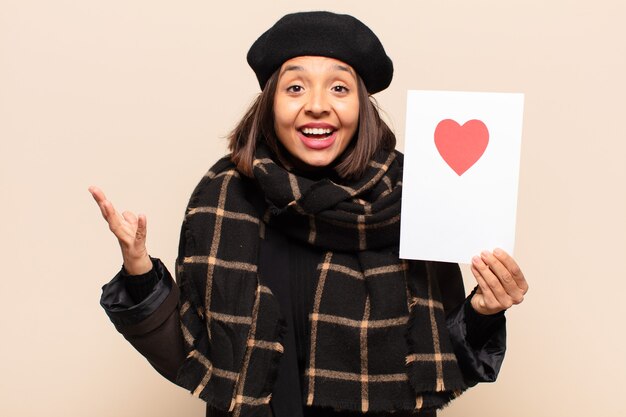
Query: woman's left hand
470 248 528 315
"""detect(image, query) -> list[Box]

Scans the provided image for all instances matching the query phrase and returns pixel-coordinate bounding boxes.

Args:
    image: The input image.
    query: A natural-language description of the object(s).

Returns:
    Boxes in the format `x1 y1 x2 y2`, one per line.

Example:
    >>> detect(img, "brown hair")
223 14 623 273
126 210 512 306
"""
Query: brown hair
228 70 396 179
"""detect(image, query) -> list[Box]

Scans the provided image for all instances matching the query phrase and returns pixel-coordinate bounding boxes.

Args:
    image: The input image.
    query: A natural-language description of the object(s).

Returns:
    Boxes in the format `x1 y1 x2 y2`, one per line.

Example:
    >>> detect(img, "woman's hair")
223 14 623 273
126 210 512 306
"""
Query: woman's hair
228 70 396 179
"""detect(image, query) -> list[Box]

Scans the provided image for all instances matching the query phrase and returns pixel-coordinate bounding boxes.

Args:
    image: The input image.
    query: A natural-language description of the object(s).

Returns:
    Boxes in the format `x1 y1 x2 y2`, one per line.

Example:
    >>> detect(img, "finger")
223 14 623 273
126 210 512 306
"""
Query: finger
136 214 147 242
89 187 120 227
472 255 514 310
493 248 529 294
470 264 495 303
88 186 108 205
480 250 525 304
95 199 108 219
471 267 507 314
122 210 138 227
470 264 499 311
100 199 117 221
102 200 125 234
89 186 109 220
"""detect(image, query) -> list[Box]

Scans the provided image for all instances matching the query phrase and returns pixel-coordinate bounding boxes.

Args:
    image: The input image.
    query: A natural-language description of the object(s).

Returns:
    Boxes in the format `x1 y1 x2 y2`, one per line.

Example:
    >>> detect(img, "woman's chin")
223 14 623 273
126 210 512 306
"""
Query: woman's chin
289 153 340 173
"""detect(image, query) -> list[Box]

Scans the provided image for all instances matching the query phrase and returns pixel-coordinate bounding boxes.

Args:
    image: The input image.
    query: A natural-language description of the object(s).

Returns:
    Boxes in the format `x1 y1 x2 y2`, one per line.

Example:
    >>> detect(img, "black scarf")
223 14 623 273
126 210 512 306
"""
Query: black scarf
174 144 467 416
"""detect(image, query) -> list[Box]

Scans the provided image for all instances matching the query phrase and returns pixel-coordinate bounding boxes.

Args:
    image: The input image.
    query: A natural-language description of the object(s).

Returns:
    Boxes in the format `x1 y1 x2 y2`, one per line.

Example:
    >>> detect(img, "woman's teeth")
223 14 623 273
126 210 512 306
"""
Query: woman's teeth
301 127 334 138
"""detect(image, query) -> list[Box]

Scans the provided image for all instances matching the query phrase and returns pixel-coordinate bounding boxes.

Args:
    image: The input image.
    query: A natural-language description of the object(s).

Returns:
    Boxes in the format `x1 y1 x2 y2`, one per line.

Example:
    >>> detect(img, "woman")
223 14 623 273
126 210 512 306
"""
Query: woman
90 11 527 417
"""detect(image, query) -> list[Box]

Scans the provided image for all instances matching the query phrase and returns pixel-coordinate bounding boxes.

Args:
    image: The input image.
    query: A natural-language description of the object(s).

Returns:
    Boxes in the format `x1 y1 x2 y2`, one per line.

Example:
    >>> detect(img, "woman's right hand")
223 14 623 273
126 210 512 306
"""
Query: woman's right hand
88 186 153 275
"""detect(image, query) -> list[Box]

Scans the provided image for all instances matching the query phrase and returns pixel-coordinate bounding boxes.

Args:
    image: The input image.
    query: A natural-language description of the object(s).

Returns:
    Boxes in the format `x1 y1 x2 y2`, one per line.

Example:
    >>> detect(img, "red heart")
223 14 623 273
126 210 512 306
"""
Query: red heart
434 119 489 176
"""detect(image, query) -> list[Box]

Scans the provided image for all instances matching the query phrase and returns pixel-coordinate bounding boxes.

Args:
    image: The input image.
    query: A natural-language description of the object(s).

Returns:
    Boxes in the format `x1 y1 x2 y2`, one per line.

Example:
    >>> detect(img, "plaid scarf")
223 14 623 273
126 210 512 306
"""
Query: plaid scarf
174 144 467 416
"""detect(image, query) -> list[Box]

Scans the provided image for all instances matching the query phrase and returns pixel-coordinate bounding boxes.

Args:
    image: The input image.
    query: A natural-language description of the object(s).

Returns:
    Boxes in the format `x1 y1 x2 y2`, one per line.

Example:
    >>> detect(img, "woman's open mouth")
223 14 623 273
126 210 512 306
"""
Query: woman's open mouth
300 127 335 139
298 127 337 149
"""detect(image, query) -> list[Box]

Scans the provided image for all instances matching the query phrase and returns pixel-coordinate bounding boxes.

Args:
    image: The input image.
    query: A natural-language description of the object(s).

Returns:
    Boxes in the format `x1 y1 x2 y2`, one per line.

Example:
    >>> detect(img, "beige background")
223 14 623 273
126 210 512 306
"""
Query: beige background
1 0 624 416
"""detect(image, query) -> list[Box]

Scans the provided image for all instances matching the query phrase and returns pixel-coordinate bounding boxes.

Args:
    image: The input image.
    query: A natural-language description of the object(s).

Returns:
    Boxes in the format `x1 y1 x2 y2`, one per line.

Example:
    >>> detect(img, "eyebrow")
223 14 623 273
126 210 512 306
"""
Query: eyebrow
280 65 304 76
333 64 355 75
280 64 355 77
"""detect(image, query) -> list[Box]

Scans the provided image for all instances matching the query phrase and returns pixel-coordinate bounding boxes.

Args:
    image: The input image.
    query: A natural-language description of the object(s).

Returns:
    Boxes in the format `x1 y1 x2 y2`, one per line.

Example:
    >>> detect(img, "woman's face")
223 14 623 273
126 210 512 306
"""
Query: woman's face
273 56 360 170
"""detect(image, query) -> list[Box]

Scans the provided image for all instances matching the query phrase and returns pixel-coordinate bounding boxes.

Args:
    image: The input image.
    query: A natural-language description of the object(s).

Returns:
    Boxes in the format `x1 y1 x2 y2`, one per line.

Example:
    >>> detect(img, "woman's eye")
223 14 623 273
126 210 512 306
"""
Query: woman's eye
332 85 349 93
287 85 303 93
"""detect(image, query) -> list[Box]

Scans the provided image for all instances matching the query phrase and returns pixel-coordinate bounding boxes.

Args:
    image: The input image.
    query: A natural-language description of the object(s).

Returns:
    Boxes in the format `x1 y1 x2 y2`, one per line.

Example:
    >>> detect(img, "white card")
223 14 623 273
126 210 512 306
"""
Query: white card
399 90 524 263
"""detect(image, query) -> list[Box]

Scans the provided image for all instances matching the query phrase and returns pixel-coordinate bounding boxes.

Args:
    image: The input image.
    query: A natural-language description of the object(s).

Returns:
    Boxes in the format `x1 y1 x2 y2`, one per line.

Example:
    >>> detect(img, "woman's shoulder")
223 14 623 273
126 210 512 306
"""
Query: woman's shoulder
392 148 404 163
205 154 239 178
184 154 260 210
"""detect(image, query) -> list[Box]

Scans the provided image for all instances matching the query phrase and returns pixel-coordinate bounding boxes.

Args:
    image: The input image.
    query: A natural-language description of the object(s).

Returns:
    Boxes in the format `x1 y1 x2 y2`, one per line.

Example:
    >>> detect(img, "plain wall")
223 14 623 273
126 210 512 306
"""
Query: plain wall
1 0 625 416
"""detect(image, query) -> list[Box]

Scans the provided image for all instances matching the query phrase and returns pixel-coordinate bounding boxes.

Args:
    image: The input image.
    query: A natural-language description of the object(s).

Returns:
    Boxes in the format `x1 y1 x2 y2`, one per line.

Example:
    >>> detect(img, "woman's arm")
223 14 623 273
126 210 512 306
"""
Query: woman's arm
446 249 527 386
100 258 186 383
434 262 507 386
89 186 187 383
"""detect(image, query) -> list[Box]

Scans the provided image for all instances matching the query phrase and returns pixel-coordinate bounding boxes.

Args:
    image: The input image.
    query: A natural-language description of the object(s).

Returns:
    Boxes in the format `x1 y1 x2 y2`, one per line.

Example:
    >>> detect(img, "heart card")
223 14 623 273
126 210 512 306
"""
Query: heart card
400 90 524 263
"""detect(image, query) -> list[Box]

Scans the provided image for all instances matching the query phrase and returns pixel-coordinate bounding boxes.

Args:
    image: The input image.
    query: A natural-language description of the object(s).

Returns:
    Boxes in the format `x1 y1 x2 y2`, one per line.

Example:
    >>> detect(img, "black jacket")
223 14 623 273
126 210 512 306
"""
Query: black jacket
101 230 506 417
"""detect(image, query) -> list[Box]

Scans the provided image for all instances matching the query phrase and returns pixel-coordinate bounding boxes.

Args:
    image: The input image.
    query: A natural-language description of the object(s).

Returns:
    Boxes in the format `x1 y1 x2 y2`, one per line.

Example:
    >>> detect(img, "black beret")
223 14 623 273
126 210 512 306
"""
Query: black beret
247 11 393 94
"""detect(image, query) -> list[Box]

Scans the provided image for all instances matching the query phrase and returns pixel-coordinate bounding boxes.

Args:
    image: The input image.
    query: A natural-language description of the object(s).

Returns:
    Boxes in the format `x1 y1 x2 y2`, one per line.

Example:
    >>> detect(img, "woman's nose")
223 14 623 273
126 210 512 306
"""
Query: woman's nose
304 88 330 116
